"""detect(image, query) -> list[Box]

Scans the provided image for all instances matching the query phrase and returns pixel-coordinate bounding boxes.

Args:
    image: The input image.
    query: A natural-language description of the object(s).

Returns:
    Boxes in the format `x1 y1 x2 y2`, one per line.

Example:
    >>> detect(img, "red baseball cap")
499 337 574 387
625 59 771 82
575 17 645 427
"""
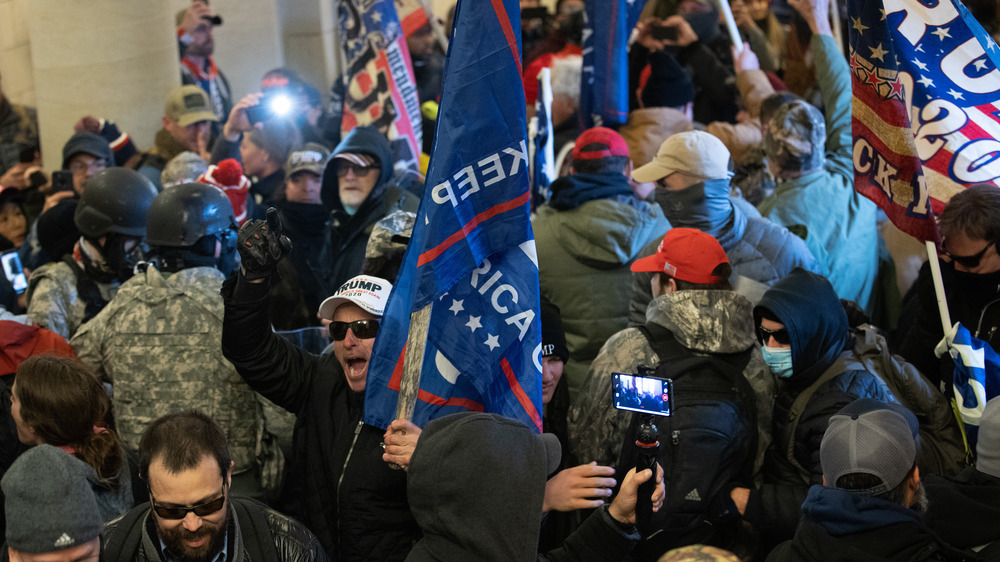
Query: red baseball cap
571 127 629 161
630 228 729 284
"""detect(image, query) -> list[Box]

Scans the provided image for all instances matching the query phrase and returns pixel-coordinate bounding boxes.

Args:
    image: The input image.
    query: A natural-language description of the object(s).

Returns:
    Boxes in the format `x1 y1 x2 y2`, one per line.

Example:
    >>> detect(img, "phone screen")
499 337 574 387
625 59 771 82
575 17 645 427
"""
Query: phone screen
2 250 27 295
612 372 673 416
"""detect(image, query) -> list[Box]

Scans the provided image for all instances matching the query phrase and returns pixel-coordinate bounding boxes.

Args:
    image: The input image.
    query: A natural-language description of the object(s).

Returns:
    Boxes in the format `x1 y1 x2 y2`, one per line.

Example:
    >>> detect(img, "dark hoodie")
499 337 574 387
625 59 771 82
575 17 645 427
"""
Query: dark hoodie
316 126 418 295
747 269 895 544
405 413 553 561
766 486 977 561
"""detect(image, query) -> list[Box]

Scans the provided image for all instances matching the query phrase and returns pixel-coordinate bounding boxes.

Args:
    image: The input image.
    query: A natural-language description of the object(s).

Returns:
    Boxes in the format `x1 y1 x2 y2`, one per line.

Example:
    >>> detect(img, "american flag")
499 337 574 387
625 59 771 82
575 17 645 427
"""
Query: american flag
847 0 1000 242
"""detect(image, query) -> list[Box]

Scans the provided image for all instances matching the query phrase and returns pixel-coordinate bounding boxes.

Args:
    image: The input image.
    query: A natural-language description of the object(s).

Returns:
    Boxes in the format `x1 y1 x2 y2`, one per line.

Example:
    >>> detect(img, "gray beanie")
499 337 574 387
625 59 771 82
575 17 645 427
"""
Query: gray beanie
2 445 102 553
977 397 1000 478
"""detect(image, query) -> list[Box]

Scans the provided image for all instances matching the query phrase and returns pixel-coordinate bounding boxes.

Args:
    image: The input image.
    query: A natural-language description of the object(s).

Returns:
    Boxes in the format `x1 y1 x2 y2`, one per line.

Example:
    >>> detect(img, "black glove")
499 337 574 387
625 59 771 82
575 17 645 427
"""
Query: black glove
238 207 292 280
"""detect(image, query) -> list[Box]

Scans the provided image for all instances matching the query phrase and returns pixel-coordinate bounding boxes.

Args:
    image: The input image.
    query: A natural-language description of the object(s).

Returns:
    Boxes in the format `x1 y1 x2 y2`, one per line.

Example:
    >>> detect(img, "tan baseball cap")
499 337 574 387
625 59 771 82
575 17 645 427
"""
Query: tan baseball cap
165 85 219 127
632 130 732 183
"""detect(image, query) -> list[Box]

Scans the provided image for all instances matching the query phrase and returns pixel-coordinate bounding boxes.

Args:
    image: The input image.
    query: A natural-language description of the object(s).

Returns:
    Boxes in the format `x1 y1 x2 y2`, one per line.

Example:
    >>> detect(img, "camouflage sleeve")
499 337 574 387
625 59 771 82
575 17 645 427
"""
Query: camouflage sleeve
26 270 77 341
68 307 110 383
812 33 852 181
568 329 659 470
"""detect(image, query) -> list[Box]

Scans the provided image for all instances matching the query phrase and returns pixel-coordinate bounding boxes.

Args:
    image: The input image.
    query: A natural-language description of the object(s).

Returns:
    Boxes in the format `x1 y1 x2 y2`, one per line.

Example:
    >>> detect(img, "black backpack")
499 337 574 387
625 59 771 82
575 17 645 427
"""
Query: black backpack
618 323 757 559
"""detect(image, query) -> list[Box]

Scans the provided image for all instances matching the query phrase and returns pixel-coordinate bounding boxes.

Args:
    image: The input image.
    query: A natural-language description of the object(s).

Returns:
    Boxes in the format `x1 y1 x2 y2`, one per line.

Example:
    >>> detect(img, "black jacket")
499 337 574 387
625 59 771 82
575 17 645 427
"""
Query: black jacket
220 274 420 561
749 270 896 543
765 486 979 562
316 126 418 296
101 498 327 562
898 260 1000 389
924 467 1000 552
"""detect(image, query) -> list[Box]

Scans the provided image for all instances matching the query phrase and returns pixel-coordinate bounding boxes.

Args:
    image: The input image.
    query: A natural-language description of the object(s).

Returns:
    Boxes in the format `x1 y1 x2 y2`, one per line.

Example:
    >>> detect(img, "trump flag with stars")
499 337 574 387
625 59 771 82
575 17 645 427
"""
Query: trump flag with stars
364 0 543 432
847 0 1000 242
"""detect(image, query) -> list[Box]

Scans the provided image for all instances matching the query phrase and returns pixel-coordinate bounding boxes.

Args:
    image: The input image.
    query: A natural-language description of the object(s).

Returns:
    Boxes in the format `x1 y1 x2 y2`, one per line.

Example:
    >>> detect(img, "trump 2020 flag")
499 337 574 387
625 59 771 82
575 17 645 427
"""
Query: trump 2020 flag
364 0 543 432
580 0 645 128
338 0 423 174
944 323 1000 448
847 0 1000 242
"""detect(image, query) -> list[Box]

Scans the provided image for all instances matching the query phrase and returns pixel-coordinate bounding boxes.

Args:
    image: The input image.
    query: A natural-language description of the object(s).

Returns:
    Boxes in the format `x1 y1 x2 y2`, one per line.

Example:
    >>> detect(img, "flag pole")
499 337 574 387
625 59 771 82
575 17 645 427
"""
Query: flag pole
830 0 844 55
394 303 432 422
716 0 743 53
925 240 953 335
417 0 449 53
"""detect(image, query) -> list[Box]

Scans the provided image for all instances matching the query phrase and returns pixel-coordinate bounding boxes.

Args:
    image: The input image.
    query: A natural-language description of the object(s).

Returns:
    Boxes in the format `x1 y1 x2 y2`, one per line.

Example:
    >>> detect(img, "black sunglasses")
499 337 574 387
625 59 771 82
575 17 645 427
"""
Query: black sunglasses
329 319 380 342
757 325 790 346
335 161 376 178
150 485 226 520
941 239 996 269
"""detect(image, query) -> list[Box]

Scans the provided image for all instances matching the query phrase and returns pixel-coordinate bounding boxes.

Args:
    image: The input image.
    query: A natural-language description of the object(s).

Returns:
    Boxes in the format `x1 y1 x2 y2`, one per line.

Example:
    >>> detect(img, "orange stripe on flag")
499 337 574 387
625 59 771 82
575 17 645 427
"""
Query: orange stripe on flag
417 191 530 267
501 358 542 432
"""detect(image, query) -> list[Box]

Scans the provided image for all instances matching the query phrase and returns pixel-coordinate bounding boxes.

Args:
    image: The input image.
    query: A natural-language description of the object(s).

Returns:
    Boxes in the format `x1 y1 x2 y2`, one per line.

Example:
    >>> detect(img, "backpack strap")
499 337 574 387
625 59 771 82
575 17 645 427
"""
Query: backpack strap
61 255 107 323
780 354 850 484
101 503 150 562
233 498 280 562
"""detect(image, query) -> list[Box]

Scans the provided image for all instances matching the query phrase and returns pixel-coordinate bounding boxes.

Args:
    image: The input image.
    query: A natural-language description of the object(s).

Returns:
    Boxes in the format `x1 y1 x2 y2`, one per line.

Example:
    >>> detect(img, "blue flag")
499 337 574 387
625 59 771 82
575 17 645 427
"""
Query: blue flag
580 0 645 128
946 323 1000 448
531 69 555 209
364 0 543 432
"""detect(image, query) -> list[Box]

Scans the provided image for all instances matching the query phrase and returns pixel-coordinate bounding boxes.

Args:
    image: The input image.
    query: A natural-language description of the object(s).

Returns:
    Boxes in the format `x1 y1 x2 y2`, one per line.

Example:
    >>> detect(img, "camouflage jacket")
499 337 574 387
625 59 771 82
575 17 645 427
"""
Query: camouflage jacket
568 289 776 480
71 266 260 473
0 96 38 177
26 260 118 340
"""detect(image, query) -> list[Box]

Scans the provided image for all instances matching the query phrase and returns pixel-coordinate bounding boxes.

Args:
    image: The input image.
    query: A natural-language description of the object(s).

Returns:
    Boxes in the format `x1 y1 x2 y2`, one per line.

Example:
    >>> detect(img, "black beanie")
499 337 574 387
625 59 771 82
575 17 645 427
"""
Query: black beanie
640 51 695 110
540 296 569 362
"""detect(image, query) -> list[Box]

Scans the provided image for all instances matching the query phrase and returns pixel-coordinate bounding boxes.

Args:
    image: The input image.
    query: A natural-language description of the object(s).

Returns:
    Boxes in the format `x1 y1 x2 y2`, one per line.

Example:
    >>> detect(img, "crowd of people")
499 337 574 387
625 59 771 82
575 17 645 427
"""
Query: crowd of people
1 0 1000 560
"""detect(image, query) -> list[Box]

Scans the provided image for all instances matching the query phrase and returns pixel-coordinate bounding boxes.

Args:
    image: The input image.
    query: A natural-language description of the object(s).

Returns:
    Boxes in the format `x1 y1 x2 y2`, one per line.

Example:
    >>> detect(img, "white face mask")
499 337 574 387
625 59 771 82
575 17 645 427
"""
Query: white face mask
761 345 794 378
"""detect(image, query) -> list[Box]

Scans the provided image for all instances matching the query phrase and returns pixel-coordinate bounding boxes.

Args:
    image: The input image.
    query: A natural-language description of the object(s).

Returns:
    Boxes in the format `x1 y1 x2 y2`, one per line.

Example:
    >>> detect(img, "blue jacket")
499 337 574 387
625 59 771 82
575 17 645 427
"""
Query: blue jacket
629 177 819 325
757 34 879 313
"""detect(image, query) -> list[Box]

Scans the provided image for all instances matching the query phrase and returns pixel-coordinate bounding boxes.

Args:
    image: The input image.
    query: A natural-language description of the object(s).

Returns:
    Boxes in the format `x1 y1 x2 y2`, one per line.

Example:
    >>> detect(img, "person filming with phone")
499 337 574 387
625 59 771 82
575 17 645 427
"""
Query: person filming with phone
569 228 775 559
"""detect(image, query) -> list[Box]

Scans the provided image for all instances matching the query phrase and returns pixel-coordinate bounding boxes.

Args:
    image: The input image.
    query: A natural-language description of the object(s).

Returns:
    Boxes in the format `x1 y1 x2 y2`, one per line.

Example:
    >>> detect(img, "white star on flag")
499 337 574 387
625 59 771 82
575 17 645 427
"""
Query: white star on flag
466 315 482 332
911 58 928 71
484 334 500 351
974 59 989 71
932 27 951 40
917 75 935 88
449 299 464 315
948 89 964 100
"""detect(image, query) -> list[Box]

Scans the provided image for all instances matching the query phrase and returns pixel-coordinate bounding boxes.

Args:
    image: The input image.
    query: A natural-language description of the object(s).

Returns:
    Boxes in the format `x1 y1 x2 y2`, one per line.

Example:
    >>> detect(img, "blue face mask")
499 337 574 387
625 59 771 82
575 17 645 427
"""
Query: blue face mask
761 345 794 379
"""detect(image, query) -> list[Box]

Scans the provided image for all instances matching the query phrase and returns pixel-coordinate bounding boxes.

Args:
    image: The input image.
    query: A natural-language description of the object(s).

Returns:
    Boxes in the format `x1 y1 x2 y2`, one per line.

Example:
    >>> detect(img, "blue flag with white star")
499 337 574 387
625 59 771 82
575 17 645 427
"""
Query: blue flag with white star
363 0 543 432
579 0 645 127
847 0 1000 242
946 323 1000 449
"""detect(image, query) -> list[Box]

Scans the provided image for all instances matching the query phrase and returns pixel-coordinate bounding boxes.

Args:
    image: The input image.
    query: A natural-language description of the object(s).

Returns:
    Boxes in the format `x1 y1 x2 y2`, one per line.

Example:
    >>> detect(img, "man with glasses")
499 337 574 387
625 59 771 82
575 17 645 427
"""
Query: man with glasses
102 411 326 562
222 252 421 559
315 125 418 298
727 268 898 550
899 184 1000 390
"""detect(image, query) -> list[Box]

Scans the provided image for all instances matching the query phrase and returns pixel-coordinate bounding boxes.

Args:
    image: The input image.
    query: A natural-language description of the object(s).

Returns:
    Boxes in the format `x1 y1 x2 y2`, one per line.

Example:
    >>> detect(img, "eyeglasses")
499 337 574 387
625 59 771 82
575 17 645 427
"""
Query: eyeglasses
150 485 226 520
329 319 380 342
335 162 376 178
757 325 790 346
69 159 106 177
941 239 997 269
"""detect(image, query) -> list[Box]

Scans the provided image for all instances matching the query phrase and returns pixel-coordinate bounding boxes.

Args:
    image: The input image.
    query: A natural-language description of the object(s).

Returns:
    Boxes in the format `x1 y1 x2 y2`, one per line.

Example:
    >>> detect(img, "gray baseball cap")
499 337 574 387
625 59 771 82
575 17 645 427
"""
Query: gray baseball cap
820 399 917 495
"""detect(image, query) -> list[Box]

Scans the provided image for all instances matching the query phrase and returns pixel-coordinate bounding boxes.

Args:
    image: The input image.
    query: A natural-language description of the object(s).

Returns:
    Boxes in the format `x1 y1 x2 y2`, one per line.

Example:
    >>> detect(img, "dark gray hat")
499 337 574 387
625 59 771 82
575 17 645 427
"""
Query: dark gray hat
61 132 113 170
764 99 826 173
820 399 917 495
2 444 102 553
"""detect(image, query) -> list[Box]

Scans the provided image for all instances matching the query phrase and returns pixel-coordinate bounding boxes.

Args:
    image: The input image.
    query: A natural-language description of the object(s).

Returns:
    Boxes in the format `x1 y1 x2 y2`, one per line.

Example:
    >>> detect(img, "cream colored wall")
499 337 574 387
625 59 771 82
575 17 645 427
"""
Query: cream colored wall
0 0 36 110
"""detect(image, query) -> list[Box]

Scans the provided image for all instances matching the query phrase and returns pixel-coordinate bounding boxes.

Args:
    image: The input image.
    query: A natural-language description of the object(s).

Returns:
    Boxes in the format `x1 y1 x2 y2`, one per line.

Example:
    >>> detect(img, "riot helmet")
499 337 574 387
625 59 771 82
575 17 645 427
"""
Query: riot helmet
146 183 238 273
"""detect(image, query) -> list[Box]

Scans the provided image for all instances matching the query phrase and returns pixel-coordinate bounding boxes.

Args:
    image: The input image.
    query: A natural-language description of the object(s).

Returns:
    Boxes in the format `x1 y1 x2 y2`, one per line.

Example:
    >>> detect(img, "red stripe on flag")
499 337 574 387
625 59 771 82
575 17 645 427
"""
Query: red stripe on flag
490 0 522 75
501 358 542 432
417 389 485 411
417 191 530 267
387 347 406 391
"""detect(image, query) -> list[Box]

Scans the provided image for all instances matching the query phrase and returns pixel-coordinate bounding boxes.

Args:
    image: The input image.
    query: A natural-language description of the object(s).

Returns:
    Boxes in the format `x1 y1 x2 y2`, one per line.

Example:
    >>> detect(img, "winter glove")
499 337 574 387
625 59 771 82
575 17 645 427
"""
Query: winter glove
238 207 292 280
